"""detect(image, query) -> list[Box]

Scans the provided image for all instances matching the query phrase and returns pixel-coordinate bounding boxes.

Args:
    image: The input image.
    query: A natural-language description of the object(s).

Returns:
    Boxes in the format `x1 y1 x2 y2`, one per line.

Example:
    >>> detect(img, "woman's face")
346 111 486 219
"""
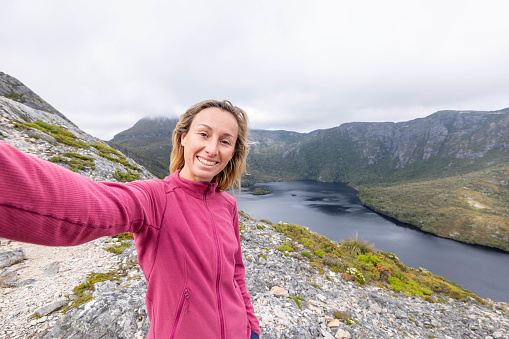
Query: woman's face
179 107 238 183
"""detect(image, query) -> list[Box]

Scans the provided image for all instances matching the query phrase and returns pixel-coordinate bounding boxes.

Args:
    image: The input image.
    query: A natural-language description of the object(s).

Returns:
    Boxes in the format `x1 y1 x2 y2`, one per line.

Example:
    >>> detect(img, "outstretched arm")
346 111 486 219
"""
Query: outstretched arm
0 141 164 246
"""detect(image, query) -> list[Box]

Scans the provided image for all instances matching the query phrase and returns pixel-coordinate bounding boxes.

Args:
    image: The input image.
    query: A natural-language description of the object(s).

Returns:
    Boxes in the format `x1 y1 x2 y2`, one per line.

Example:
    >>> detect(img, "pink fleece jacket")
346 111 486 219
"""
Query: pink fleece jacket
0 141 260 338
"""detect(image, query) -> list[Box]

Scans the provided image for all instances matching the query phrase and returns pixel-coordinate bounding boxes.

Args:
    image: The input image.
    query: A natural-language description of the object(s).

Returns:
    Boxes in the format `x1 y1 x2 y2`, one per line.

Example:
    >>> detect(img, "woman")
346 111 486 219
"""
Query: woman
0 100 260 339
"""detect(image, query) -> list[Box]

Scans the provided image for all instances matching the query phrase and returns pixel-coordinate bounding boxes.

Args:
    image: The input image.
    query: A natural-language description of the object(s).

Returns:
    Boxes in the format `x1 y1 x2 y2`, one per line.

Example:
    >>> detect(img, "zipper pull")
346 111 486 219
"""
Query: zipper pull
184 288 190 313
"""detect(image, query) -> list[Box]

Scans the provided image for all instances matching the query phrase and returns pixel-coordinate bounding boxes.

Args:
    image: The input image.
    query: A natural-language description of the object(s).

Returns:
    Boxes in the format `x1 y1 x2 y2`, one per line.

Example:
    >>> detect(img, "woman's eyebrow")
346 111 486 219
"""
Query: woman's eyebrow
196 124 236 138
196 123 212 130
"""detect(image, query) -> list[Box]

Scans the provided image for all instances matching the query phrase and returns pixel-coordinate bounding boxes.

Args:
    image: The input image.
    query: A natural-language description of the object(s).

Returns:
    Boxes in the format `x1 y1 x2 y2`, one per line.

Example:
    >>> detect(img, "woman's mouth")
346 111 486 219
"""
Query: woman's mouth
197 156 218 166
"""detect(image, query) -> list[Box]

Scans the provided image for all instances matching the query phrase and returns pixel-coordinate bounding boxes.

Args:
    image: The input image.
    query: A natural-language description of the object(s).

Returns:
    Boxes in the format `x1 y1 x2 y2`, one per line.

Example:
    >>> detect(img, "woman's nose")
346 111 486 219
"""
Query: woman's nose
204 139 218 156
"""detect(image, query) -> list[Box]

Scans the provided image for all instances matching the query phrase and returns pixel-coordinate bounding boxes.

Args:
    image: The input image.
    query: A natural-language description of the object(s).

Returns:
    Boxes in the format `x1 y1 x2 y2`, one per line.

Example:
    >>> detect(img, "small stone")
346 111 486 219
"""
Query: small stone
41 261 59 278
0 268 18 287
335 328 351 339
395 310 406 319
257 256 267 265
327 319 340 329
16 279 36 287
270 286 288 297
0 249 25 269
36 316 48 323
369 303 382 313
35 299 67 317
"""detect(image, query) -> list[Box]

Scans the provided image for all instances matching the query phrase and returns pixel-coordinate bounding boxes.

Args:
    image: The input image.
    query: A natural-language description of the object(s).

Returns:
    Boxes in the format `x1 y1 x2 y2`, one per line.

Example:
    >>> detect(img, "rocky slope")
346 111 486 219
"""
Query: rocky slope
0 72 73 125
109 116 178 179
0 97 154 182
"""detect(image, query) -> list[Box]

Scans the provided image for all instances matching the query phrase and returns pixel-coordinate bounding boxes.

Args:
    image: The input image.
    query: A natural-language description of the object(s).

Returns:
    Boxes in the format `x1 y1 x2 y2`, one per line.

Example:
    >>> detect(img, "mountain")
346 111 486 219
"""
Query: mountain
113 109 509 251
0 72 75 125
0 73 154 182
109 116 178 179
112 109 509 185
247 109 509 185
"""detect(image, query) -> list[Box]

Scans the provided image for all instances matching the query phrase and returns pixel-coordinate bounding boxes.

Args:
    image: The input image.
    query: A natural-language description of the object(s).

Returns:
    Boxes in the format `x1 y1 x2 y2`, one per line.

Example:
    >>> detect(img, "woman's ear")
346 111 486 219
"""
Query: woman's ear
181 133 187 147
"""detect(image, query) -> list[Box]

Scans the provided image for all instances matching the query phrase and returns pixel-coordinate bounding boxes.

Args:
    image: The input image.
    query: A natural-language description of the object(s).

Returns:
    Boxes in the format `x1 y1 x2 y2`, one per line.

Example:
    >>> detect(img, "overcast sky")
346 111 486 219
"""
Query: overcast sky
1 0 508 140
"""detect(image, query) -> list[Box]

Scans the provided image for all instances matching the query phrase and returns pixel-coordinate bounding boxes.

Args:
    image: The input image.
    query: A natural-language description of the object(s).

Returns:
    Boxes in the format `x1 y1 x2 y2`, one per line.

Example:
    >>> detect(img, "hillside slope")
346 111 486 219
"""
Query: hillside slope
0 75 154 182
109 116 178 179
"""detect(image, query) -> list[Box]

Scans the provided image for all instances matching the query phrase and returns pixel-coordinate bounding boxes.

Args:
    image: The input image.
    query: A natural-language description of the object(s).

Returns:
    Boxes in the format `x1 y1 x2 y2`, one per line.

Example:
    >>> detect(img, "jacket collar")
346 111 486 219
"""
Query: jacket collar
172 170 218 200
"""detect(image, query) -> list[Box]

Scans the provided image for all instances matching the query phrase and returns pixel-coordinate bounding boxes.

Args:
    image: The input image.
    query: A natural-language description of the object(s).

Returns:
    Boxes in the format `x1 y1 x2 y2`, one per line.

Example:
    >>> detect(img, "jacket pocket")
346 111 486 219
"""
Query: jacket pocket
233 279 245 303
169 287 190 339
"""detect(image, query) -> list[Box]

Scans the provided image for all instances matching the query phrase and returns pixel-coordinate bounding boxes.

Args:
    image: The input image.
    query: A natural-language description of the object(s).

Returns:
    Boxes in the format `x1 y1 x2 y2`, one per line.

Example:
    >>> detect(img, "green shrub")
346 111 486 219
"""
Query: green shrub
301 250 311 258
314 249 325 258
345 267 366 285
276 242 294 252
356 254 382 266
105 242 131 254
113 168 141 182
3 92 26 103
93 143 141 171
49 153 95 172
340 233 374 257
388 276 433 297
16 120 88 148
299 237 316 250
113 233 134 240
287 296 304 309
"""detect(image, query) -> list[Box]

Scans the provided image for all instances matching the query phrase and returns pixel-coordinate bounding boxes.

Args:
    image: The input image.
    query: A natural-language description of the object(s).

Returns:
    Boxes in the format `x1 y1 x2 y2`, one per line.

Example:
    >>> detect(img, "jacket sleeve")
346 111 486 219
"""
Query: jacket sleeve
0 141 165 246
232 204 260 336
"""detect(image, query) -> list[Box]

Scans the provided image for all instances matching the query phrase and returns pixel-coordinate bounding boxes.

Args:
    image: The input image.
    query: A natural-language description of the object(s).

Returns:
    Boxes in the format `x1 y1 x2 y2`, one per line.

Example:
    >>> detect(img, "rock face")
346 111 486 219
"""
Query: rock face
0 72 72 124
247 109 509 184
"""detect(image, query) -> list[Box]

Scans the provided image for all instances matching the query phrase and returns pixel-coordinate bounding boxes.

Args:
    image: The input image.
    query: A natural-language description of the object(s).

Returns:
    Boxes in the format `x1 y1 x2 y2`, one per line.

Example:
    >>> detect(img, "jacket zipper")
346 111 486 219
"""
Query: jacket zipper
203 184 225 339
170 287 189 339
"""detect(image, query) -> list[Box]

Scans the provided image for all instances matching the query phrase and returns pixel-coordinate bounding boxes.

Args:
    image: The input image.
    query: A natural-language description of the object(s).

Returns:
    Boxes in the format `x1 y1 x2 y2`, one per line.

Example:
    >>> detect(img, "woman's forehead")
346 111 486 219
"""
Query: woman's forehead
191 107 238 136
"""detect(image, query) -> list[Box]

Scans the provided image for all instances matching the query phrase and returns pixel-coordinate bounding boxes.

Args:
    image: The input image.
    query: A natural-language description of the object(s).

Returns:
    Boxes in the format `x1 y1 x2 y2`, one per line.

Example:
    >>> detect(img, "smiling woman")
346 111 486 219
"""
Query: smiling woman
170 100 250 192
0 99 260 339
180 107 238 183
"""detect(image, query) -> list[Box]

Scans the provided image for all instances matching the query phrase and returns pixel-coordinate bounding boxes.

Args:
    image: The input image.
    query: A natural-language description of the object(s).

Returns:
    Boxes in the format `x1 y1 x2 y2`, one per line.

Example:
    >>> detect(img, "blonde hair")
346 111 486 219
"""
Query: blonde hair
170 100 250 192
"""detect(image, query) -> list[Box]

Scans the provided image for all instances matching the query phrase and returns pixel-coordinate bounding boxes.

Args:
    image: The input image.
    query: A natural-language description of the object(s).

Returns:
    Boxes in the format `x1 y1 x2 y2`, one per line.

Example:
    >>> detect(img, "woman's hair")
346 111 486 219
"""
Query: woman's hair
170 100 250 192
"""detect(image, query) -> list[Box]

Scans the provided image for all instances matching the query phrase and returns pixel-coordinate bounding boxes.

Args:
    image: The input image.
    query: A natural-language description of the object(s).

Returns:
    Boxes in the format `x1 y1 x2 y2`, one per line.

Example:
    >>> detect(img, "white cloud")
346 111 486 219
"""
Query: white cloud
1 0 508 139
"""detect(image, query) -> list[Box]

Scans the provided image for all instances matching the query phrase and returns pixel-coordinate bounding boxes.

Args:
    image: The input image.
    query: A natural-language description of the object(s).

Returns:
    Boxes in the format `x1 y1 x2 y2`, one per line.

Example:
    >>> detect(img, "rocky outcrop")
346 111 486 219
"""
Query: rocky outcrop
0 96 155 183
0 72 72 124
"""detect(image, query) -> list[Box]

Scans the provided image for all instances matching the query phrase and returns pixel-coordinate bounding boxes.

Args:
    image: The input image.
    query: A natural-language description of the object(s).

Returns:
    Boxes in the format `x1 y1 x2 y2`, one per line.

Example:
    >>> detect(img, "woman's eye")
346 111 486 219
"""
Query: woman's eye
198 132 207 137
221 140 232 146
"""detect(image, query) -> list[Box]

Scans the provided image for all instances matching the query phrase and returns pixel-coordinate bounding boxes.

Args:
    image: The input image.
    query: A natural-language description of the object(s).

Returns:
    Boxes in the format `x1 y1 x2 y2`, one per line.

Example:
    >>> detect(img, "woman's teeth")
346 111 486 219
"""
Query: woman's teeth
198 157 217 166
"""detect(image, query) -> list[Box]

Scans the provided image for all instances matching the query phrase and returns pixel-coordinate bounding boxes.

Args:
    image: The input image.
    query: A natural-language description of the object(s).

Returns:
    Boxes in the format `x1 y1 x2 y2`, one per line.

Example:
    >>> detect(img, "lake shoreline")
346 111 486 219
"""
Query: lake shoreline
239 180 509 302
359 197 509 256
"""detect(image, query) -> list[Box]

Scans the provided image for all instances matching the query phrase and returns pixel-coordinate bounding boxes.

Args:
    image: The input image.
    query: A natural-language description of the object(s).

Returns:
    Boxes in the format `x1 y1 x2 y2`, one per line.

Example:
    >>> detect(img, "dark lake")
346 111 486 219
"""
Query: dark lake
235 180 509 302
